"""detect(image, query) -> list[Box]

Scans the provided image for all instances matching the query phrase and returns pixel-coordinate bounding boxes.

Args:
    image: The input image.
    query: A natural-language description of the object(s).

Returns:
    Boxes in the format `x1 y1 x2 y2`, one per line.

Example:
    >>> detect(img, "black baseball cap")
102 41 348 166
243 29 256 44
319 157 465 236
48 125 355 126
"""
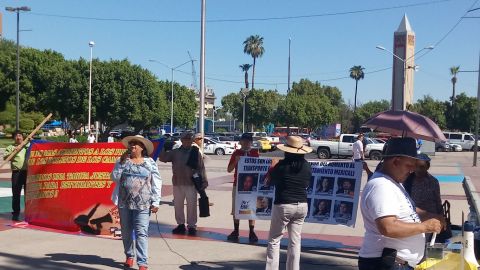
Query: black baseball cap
240 133 253 142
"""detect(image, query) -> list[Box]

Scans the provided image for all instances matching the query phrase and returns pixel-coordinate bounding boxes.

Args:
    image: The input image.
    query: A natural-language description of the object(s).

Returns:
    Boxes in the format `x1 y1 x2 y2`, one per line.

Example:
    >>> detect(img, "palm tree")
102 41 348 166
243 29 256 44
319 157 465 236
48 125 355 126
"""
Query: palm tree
243 35 265 90
349 65 365 112
450 66 460 107
239 64 252 89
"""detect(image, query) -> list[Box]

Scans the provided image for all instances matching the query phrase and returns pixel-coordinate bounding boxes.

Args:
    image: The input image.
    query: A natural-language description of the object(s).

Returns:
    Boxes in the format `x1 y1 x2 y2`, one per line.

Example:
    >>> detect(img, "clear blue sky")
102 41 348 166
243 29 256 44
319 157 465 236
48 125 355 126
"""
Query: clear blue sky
1 0 479 107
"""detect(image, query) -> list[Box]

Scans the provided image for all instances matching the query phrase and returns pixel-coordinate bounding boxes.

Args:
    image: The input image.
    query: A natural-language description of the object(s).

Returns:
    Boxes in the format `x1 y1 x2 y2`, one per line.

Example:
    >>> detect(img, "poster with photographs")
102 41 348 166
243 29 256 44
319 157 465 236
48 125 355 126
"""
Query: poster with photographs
235 157 274 220
234 157 362 227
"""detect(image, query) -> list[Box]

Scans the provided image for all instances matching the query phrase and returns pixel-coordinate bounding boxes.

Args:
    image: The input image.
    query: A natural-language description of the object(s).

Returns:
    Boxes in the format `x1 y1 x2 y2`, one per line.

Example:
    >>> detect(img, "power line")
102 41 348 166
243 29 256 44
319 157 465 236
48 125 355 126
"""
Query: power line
28 0 451 24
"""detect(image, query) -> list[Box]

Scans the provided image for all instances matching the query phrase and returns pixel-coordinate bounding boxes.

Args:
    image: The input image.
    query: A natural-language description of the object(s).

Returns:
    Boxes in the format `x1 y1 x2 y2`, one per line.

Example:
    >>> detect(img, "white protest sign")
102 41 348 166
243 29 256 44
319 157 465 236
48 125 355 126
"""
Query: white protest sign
234 157 363 227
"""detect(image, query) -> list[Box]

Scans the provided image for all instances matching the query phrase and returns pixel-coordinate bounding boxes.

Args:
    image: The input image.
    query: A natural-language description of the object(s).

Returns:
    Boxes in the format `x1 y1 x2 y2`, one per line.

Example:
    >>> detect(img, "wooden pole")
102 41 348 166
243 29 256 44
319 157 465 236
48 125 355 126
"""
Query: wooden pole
1 113 52 166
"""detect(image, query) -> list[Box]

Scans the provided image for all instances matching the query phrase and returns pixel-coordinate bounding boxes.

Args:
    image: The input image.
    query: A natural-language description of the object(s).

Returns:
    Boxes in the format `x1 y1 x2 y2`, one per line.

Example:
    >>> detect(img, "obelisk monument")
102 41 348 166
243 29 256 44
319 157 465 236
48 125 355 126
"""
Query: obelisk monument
392 14 416 110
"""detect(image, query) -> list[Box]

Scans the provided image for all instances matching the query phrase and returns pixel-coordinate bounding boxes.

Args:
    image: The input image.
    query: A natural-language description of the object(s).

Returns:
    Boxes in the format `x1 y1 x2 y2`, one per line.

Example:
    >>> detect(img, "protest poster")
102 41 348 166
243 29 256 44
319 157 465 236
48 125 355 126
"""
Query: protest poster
234 157 362 227
24 139 163 234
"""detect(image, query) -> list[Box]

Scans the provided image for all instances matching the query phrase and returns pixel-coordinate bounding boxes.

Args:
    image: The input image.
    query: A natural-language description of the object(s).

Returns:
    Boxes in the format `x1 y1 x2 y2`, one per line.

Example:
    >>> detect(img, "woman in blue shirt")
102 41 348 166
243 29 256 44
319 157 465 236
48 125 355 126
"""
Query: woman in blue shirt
111 135 162 270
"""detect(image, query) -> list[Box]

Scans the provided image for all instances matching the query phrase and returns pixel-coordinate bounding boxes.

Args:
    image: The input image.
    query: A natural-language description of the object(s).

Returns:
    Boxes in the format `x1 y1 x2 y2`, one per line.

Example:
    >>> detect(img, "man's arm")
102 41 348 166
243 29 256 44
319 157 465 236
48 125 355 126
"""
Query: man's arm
227 151 238 173
376 215 442 238
158 148 173 163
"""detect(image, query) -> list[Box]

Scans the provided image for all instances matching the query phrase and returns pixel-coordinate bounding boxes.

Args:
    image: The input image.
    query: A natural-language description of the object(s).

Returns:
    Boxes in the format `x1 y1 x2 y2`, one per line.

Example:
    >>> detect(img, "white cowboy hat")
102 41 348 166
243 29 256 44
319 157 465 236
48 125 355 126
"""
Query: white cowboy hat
121 135 154 155
277 136 312 154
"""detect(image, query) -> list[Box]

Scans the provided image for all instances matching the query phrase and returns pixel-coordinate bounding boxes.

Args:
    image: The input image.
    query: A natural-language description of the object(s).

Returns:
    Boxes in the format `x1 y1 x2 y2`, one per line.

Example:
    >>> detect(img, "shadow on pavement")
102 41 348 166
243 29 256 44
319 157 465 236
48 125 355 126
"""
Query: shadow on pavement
0 251 123 270
46 253 123 268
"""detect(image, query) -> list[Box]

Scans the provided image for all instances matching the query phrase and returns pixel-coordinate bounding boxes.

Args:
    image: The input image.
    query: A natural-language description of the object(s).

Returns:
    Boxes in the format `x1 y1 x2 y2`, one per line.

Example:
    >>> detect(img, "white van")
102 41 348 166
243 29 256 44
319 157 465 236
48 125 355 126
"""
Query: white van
443 132 479 151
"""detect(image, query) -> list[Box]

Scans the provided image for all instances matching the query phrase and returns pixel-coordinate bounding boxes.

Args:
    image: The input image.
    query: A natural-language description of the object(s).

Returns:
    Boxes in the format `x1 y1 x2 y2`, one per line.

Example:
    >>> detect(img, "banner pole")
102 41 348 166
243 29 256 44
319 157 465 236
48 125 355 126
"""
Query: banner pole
1 113 53 166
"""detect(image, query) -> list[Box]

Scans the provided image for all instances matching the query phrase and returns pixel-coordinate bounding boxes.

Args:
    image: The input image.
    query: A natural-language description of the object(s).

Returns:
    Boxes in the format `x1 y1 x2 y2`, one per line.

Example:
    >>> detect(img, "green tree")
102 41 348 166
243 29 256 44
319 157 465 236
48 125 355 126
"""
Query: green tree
221 92 243 122
245 89 281 130
239 64 252 89
355 100 390 128
243 35 265 90
411 95 447 129
349 65 365 113
450 66 460 107
451 93 477 132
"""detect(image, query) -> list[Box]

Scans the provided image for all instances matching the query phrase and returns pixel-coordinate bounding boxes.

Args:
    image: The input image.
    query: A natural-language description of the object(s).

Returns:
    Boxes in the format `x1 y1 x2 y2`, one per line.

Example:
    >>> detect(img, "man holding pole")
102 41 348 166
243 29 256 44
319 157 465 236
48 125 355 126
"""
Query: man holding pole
3 131 30 221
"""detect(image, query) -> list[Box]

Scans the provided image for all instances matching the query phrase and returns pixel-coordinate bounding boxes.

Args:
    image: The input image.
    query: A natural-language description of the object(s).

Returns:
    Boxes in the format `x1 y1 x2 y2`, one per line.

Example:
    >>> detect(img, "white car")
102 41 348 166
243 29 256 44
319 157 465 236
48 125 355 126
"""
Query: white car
450 144 463 152
203 138 236 155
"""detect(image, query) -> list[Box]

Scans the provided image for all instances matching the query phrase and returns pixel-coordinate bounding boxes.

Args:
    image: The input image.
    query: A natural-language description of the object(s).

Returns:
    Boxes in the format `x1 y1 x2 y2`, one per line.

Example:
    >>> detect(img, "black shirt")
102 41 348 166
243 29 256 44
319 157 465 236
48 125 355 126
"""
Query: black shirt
270 159 311 204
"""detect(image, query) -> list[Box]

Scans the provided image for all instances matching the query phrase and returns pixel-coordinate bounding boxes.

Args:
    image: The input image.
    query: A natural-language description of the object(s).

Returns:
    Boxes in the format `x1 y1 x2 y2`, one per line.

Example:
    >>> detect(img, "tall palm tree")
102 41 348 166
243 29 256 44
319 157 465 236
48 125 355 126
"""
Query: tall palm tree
450 66 460 107
243 35 265 90
239 64 252 89
349 65 365 113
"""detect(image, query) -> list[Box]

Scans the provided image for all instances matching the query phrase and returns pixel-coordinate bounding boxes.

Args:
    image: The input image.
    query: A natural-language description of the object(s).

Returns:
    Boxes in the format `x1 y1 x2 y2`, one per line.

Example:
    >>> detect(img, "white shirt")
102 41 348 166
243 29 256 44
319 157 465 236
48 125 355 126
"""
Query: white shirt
352 139 364 160
107 136 114 143
87 135 96 143
359 172 425 267
69 138 78 143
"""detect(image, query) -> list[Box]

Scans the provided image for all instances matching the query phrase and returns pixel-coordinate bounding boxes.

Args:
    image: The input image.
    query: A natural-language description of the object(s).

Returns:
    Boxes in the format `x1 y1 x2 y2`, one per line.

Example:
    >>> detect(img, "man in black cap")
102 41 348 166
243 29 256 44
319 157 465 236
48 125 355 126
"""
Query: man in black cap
358 137 442 270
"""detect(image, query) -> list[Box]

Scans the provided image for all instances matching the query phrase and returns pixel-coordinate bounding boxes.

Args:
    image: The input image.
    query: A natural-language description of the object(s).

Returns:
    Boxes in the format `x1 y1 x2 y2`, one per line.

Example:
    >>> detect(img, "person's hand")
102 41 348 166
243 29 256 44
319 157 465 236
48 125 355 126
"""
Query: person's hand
120 150 130 164
271 158 280 167
422 218 442 234
150 206 159 213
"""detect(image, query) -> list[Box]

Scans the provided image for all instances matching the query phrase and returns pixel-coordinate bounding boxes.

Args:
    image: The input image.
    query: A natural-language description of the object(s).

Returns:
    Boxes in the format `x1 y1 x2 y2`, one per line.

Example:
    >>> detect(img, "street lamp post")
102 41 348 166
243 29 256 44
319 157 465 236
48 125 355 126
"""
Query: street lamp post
88 41 95 134
240 88 250 133
212 106 221 133
149 59 191 135
5 6 31 131
376 45 433 110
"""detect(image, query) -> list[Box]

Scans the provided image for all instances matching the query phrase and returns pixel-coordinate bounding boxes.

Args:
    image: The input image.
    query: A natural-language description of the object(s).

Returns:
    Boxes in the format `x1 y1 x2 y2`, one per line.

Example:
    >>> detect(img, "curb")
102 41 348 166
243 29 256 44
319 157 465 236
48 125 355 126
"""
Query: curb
463 176 480 224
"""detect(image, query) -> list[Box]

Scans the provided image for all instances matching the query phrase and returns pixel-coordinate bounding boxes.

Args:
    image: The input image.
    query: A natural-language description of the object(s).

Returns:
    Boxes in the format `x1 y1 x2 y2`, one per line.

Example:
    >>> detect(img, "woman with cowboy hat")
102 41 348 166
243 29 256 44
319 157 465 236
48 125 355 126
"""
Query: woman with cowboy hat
265 136 312 270
111 135 162 270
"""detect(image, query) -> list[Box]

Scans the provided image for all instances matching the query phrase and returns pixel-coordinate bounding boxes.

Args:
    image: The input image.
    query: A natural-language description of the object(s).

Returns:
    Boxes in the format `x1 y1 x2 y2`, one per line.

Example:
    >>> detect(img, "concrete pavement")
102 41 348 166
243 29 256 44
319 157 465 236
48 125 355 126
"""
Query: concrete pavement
0 151 476 270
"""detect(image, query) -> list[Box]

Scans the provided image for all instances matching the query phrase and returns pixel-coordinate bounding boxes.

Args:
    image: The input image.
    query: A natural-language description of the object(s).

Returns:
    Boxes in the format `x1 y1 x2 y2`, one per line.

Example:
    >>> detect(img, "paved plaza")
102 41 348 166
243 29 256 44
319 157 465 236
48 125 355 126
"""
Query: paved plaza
0 151 477 270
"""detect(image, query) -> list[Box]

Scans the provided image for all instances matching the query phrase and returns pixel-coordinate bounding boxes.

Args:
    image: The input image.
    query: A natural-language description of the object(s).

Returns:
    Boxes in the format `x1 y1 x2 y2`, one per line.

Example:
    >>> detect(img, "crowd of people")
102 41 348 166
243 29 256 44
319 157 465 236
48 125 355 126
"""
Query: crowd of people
4 130 449 270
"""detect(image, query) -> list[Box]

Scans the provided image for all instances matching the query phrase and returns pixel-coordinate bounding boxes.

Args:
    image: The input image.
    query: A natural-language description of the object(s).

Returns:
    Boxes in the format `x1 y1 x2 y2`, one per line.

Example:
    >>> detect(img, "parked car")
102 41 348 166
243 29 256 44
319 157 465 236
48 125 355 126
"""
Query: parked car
203 138 235 155
443 131 480 151
210 136 241 149
252 138 273 152
435 141 451 152
309 134 384 160
450 143 463 152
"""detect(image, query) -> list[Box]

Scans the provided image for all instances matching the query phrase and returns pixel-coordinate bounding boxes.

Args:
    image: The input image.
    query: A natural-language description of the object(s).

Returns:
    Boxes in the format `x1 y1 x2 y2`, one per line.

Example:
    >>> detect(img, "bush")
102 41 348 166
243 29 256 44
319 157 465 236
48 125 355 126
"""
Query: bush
20 119 35 130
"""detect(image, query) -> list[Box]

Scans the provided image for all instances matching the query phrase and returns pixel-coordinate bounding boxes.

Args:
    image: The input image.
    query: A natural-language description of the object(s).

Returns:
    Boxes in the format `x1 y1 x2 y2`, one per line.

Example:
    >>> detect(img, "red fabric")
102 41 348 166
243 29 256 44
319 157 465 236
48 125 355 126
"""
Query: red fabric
229 149 259 185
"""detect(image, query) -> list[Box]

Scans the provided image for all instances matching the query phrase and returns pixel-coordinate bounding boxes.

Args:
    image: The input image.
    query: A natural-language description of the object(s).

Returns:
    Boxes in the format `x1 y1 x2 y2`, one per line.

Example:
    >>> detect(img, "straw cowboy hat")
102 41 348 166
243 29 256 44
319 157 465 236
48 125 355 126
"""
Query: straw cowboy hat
277 136 312 154
121 135 154 155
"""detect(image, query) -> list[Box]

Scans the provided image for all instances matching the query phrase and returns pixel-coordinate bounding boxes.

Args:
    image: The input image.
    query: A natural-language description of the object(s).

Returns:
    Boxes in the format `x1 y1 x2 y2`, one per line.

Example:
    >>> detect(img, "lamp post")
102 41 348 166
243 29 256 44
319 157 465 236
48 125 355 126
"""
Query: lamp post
376 45 433 110
5 6 31 131
240 88 250 133
149 59 191 135
88 41 95 134
212 106 221 133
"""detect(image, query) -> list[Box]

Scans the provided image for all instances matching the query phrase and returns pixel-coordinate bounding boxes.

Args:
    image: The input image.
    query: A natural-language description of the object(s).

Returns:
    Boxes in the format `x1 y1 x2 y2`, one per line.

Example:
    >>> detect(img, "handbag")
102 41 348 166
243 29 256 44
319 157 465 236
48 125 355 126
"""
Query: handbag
436 200 452 243
199 194 210 217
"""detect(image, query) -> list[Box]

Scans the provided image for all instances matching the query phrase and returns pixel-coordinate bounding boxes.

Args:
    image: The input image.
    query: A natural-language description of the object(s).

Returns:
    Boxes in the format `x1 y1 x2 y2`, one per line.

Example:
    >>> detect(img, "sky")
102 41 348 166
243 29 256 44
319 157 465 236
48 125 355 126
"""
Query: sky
1 0 479 108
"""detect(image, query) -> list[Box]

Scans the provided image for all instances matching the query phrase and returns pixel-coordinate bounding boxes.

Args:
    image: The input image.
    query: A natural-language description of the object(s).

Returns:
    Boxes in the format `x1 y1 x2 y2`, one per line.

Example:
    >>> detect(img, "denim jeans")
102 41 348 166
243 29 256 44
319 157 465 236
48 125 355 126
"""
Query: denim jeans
266 203 308 270
119 207 150 267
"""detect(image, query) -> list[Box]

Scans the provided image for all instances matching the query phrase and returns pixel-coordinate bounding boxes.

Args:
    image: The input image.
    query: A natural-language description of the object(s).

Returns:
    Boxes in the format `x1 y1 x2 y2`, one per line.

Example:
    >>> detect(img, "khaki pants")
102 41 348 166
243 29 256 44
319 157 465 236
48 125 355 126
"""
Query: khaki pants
173 185 198 229
266 203 308 270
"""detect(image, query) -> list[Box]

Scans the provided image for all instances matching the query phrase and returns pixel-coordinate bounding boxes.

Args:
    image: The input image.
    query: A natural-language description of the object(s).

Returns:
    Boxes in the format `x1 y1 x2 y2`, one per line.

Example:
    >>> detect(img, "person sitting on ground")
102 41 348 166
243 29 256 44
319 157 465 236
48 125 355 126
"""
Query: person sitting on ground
227 133 259 243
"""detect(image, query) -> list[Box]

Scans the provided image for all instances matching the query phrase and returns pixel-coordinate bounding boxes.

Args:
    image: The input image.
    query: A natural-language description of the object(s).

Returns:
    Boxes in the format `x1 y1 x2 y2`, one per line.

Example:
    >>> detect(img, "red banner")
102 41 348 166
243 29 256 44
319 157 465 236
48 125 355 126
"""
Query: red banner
25 142 126 234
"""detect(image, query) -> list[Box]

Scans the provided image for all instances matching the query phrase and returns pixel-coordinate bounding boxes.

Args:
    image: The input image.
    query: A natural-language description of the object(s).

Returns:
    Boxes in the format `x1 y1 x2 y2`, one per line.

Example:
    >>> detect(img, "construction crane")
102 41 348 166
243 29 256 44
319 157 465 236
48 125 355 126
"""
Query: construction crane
187 51 198 92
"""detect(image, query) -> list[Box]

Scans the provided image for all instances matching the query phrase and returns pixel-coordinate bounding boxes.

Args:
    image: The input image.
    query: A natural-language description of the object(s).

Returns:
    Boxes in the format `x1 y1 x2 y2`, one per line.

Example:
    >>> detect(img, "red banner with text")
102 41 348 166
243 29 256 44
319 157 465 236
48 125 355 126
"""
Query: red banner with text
25 142 125 234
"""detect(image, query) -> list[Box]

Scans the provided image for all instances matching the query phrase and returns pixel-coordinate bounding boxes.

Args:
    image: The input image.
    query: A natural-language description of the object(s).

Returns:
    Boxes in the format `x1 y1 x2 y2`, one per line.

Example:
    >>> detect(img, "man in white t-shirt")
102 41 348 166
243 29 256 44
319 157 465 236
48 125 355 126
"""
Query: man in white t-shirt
107 134 115 143
87 133 96 143
358 137 442 270
352 133 364 161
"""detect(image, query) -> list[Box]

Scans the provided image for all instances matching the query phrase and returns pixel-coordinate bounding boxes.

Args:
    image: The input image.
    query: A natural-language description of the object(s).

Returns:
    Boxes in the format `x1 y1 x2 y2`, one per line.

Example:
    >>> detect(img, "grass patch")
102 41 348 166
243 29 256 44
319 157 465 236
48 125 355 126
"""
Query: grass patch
0 138 12 148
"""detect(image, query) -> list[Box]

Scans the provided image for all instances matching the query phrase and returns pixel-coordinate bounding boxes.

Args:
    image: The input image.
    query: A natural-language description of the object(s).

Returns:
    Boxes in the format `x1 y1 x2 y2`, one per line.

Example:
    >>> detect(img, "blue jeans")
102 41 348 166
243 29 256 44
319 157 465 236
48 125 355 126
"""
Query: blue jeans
119 207 150 267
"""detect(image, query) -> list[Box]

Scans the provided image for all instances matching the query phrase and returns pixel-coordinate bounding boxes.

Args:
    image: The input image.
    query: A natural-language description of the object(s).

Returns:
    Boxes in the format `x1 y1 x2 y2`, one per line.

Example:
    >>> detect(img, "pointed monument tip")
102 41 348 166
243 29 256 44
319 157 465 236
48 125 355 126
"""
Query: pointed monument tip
396 14 413 32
